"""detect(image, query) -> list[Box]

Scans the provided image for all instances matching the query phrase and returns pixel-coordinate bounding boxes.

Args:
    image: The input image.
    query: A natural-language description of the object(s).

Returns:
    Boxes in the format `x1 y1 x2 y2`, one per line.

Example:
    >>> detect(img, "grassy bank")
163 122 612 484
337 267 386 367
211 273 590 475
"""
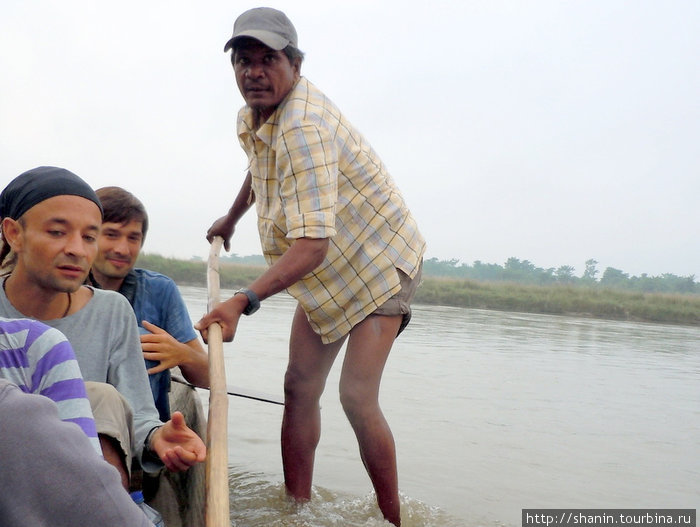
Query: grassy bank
137 254 700 327
417 277 700 326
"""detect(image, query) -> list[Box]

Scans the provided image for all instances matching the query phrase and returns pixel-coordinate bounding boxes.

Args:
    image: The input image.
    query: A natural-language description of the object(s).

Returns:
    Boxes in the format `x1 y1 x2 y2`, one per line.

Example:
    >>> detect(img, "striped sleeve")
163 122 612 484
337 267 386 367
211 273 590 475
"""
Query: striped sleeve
0 318 101 455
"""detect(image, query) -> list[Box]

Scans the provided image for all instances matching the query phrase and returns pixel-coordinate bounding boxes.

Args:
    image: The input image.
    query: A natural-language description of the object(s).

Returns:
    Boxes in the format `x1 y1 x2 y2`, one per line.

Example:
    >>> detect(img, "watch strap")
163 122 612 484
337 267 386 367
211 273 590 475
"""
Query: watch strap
235 288 260 315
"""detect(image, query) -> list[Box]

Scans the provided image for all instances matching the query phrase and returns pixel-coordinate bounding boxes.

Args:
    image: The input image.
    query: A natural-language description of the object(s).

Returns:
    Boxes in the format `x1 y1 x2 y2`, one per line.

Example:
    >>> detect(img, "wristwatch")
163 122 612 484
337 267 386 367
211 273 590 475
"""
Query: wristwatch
235 288 260 315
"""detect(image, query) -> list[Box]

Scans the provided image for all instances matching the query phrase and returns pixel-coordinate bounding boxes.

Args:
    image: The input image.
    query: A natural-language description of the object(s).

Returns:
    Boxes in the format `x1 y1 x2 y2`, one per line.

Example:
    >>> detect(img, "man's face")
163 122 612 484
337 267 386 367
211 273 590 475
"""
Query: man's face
232 38 300 122
93 219 144 281
9 195 101 293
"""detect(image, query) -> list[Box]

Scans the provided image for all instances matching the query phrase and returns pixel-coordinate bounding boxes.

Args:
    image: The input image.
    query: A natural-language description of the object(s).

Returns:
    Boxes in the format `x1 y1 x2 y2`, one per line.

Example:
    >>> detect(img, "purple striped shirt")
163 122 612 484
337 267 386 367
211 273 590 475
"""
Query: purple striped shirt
0 316 101 454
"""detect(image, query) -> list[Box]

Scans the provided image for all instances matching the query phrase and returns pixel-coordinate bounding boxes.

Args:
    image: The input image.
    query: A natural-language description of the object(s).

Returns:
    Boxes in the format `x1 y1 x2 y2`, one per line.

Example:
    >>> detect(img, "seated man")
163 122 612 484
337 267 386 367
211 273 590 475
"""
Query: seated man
0 316 101 454
0 378 155 527
89 186 209 421
0 166 206 491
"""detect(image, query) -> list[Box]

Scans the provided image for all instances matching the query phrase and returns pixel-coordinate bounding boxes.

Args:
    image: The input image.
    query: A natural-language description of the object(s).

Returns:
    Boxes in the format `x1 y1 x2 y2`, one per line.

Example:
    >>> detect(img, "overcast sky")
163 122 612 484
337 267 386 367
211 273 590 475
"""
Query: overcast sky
2 1 698 278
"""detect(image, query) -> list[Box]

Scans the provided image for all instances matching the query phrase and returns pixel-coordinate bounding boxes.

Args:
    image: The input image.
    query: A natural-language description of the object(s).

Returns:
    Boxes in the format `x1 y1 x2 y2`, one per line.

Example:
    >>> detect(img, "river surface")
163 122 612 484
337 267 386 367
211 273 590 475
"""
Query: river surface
180 285 700 526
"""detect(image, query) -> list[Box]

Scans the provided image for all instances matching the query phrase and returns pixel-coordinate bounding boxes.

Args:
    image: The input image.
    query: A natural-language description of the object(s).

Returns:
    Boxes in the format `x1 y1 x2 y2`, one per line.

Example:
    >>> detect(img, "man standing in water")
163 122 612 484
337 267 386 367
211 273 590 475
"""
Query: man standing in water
196 8 425 525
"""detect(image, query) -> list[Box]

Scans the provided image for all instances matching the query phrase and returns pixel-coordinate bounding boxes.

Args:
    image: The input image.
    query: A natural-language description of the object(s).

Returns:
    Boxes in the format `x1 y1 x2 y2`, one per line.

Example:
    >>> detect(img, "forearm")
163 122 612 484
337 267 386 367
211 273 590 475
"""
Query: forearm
225 171 255 226
247 237 329 302
178 339 210 388
196 238 328 342
208 172 255 250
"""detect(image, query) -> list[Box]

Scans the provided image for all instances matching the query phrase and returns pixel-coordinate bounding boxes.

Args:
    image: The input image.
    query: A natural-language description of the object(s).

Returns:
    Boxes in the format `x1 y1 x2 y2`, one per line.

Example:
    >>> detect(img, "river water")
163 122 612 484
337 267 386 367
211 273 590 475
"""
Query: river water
179 285 700 527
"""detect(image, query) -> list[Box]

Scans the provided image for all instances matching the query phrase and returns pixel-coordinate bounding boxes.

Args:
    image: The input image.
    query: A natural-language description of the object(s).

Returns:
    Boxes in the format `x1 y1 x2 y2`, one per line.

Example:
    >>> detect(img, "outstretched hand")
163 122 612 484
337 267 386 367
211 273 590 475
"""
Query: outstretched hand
150 411 206 472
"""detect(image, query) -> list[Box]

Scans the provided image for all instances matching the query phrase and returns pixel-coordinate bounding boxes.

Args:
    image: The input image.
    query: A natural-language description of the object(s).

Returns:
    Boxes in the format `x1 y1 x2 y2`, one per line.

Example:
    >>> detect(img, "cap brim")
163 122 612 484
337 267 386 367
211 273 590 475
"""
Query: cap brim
223 30 289 52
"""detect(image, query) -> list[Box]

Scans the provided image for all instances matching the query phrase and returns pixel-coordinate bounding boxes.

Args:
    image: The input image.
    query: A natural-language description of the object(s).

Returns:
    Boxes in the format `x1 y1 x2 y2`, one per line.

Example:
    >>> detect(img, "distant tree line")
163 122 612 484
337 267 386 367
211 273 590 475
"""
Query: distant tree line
186 253 699 295
138 253 700 325
422 257 699 295
220 254 267 266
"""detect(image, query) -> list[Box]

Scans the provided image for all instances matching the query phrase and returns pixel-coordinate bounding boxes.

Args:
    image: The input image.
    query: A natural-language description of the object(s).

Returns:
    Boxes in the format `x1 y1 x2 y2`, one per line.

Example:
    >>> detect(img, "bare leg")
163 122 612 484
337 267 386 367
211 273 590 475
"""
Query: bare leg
282 304 345 500
340 314 402 526
99 433 130 490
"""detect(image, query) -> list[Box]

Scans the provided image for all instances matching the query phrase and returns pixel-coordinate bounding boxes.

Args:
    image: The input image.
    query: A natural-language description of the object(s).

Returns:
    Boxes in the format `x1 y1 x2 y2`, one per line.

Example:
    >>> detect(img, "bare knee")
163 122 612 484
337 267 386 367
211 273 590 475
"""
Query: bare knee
339 381 376 422
284 366 326 407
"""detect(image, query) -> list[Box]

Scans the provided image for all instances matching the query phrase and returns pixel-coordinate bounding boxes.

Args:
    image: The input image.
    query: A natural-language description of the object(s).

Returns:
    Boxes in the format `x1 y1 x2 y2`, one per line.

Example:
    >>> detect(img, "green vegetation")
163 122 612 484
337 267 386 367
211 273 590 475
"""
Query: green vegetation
137 253 263 290
137 253 700 326
423 257 699 295
416 278 700 326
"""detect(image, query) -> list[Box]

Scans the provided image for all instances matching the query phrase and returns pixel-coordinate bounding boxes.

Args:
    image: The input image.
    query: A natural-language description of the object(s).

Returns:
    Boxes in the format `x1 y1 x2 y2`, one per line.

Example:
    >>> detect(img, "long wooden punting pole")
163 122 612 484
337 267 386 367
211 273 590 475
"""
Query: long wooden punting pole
205 236 230 526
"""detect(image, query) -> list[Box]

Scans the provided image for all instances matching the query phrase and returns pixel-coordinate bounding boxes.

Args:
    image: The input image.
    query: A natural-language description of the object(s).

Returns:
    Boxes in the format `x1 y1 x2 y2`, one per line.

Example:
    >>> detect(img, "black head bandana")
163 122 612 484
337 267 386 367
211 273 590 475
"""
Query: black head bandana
0 166 103 220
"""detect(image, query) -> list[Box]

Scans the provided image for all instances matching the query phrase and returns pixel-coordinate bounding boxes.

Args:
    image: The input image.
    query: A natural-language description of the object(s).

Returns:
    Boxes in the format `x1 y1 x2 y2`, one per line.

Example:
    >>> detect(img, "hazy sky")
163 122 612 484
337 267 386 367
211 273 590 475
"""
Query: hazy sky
2 1 698 278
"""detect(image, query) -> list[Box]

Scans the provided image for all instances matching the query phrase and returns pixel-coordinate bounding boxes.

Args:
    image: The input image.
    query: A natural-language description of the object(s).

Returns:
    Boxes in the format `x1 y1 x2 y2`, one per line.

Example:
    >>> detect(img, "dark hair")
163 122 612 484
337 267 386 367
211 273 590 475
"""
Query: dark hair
282 44 305 65
95 187 149 242
232 38 304 65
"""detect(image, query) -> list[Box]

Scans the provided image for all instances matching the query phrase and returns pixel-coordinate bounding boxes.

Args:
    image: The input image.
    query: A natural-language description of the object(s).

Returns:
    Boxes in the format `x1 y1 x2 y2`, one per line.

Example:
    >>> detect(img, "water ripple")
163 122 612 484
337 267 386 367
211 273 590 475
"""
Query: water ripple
227 469 468 527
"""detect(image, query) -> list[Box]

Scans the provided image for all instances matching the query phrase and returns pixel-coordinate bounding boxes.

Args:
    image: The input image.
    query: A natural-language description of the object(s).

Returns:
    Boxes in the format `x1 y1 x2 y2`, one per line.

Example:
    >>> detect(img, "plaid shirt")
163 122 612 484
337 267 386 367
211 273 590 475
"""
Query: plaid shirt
238 78 426 343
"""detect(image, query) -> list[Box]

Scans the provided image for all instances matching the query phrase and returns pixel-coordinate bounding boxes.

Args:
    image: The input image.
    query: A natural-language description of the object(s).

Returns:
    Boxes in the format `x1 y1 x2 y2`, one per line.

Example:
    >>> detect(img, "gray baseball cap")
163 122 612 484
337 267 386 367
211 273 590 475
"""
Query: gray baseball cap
224 7 298 52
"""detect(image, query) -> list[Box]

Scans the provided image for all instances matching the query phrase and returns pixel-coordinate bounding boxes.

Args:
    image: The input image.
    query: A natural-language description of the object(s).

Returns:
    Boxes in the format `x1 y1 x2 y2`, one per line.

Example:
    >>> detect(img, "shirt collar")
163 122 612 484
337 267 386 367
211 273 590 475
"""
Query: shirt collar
118 269 139 307
238 77 304 148
87 268 138 307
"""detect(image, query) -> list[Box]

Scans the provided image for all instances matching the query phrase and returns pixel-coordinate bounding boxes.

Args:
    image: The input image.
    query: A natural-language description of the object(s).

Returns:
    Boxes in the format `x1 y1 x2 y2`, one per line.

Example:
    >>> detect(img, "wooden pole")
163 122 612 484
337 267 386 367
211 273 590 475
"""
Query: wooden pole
204 236 230 526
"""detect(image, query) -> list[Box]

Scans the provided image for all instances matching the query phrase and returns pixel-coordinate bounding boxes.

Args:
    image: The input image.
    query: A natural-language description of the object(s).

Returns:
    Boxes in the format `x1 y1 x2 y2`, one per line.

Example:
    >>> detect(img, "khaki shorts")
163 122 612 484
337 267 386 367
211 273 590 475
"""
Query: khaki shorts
371 261 423 337
85 381 135 476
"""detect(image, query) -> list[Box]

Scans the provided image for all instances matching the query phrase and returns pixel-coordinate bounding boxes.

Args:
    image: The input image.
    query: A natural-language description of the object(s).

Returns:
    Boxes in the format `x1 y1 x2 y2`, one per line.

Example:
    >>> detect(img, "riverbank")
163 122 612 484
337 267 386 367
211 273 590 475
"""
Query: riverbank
417 276 700 326
137 254 700 326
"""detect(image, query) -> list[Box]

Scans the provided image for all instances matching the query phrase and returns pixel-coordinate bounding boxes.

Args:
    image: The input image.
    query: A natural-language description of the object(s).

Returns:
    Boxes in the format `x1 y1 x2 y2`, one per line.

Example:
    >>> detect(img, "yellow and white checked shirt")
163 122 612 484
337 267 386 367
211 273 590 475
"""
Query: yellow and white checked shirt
238 78 426 343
